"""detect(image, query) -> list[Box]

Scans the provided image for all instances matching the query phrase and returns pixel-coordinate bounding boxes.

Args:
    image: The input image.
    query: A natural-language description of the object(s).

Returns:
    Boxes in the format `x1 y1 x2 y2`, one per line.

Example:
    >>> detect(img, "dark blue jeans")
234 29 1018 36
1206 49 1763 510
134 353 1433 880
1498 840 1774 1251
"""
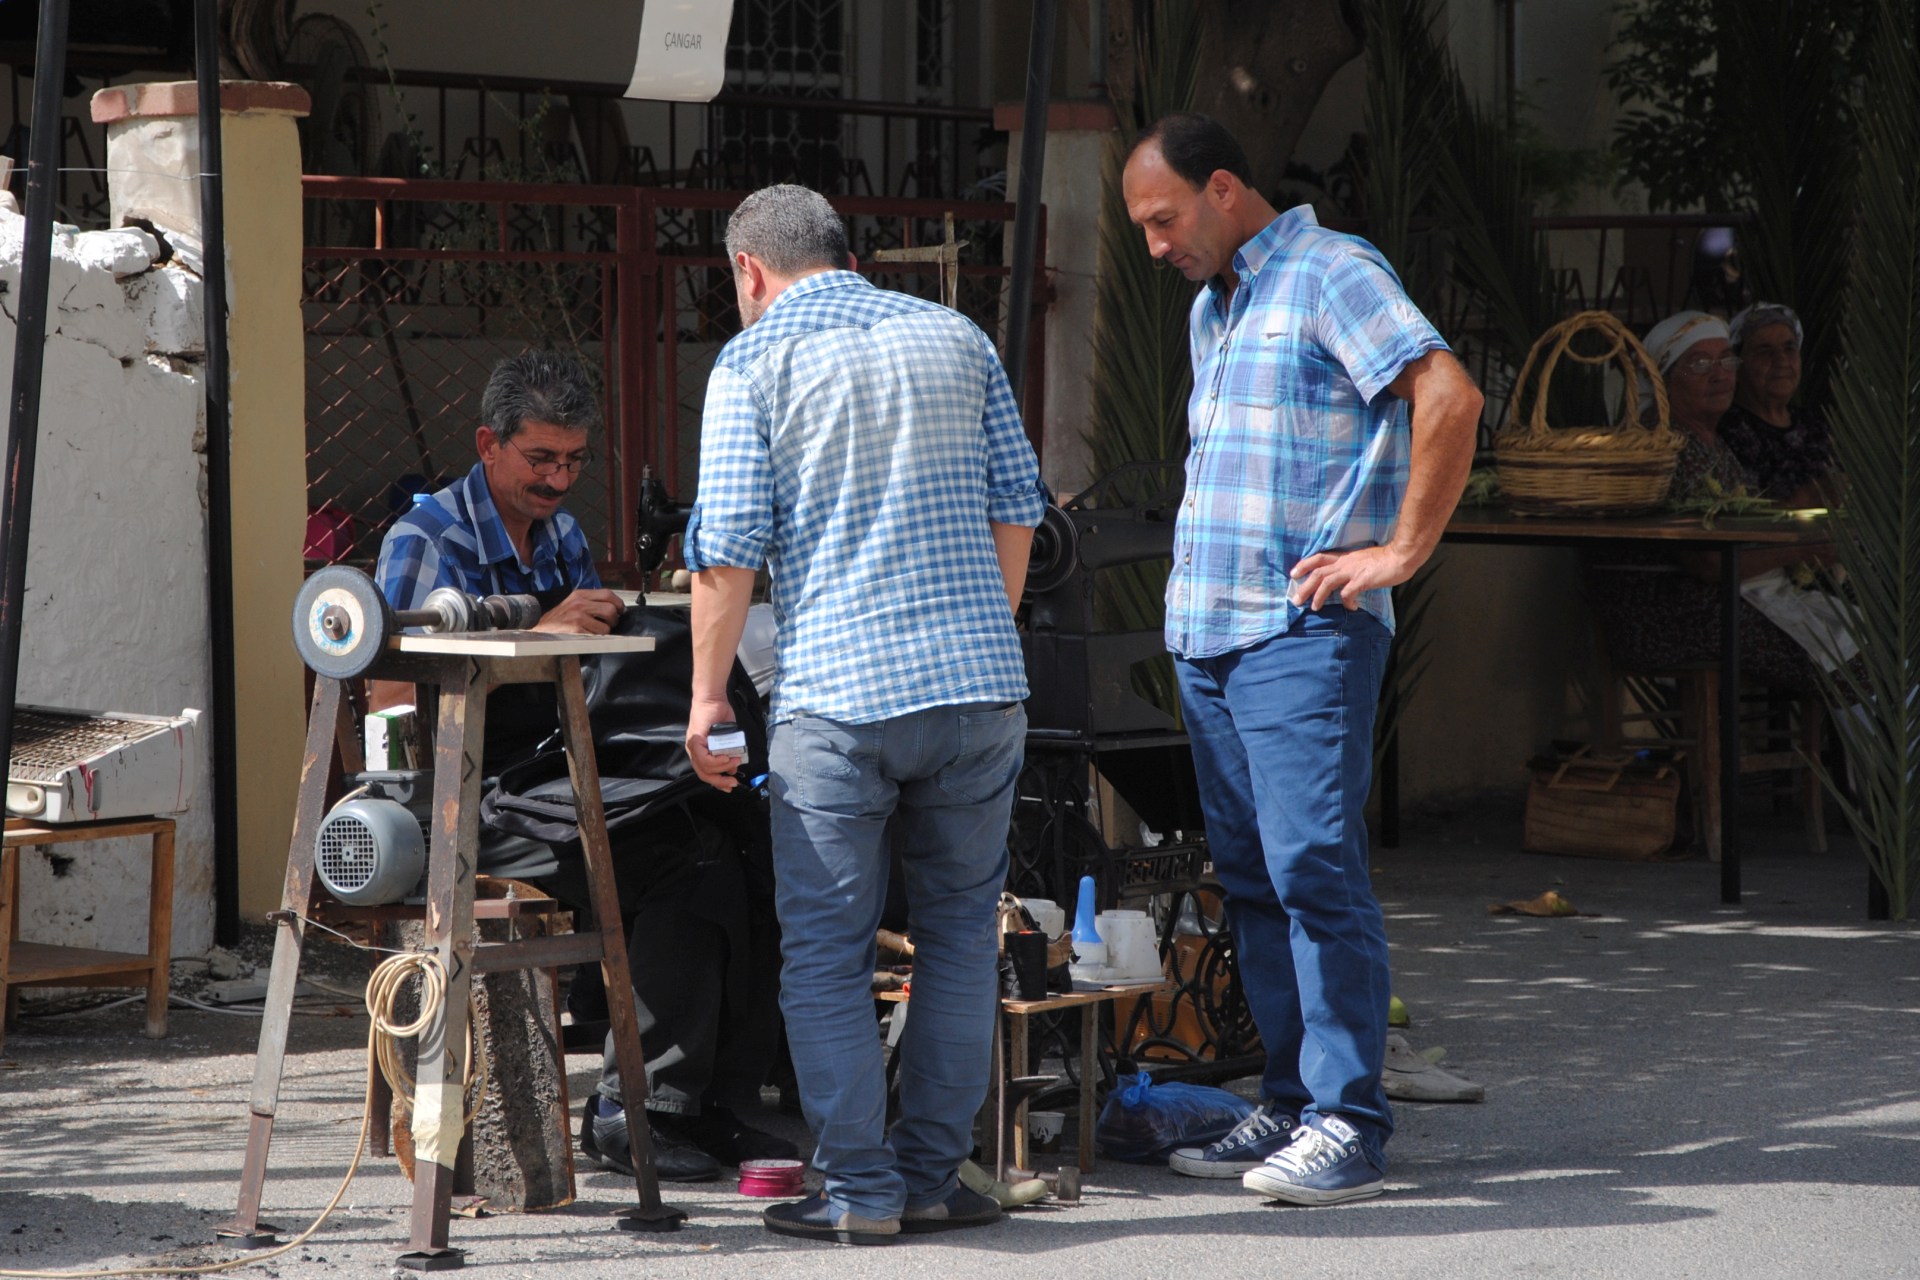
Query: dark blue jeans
1175 605 1395 1171
766 701 1025 1219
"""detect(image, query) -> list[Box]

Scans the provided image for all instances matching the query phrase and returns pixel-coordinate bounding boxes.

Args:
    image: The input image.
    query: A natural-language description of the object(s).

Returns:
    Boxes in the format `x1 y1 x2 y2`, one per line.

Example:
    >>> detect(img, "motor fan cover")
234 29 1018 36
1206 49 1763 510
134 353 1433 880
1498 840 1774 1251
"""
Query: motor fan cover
315 797 425 906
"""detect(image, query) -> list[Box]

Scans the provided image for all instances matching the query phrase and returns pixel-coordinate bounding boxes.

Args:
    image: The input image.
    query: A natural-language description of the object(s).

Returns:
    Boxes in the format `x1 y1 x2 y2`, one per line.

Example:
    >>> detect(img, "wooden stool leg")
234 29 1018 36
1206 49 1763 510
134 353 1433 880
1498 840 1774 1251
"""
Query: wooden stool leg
404 666 485 1266
1009 1011 1032 1174
556 657 685 1233
1077 1004 1099 1174
1801 697 1827 853
144 823 175 1039
0 847 17 1055
222 678 348 1247
1693 671 1724 862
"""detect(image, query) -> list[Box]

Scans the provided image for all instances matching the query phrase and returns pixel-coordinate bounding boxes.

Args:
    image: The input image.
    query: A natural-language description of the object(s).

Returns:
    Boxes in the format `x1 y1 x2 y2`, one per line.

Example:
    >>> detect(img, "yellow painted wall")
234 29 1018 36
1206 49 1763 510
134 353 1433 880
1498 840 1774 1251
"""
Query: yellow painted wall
219 110 309 920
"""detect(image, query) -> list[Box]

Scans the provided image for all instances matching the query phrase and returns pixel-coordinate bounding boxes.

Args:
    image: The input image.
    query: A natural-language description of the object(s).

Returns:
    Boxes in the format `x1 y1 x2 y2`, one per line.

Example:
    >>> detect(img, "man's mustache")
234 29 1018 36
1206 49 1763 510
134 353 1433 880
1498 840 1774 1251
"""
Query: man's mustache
528 486 564 501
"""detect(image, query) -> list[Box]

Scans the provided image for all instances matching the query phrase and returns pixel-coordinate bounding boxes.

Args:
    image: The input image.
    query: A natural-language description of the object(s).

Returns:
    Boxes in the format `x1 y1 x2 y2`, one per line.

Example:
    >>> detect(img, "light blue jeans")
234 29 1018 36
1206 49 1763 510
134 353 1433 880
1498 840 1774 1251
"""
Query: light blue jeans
767 701 1025 1220
1175 604 1396 1171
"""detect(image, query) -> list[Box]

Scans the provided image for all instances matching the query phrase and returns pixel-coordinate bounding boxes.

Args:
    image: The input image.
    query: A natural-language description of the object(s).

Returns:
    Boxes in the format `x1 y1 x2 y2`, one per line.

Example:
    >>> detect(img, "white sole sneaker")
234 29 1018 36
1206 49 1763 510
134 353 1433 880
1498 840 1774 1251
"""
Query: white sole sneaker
1168 1148 1265 1178
1242 1165 1385 1205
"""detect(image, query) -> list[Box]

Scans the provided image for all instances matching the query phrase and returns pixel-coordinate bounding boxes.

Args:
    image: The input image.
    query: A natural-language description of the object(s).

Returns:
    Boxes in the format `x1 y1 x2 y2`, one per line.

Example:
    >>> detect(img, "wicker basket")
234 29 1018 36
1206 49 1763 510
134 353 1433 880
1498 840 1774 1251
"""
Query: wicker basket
1494 310 1682 516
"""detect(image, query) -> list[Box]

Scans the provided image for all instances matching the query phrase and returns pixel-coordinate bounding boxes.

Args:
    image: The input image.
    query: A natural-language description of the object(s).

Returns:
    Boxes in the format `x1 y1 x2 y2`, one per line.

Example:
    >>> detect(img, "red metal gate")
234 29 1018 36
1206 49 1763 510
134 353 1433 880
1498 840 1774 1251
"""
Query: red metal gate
301 176 1045 585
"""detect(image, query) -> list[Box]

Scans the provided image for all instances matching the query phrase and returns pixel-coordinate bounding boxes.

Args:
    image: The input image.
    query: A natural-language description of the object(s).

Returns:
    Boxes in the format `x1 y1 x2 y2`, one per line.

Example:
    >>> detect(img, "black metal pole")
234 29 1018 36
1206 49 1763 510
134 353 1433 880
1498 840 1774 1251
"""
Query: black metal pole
195 0 240 945
1001 0 1057 400
0 0 72 800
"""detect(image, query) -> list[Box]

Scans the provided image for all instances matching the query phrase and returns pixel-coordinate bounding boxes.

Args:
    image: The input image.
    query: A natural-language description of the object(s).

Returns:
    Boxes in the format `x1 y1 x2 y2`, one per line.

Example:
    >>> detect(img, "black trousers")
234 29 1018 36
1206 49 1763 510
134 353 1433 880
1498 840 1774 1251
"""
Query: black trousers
539 800 781 1116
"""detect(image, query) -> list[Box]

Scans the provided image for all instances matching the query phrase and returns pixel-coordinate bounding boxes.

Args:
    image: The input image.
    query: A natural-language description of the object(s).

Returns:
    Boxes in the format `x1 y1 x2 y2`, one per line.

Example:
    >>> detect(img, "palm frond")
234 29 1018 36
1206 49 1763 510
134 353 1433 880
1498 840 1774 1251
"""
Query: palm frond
1715 0 1860 410
1811 0 1920 918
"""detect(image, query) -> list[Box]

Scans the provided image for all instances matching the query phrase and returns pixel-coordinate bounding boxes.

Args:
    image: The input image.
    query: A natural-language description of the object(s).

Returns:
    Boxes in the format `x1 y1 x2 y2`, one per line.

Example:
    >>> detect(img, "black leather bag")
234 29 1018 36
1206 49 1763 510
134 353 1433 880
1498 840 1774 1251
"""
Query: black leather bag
479 603 769 846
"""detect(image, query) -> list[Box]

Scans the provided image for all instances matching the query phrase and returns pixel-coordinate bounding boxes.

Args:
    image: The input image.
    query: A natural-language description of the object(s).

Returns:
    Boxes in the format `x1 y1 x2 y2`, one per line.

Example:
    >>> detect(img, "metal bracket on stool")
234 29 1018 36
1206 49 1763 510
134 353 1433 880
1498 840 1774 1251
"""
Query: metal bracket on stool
397 1247 469 1271
617 1205 689 1233
213 1222 284 1249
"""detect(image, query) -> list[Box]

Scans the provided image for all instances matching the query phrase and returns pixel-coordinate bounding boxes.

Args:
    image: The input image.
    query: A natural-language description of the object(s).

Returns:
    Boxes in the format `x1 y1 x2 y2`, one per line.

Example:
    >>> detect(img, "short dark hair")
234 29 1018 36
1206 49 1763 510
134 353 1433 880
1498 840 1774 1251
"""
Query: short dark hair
1131 112 1254 189
481 349 600 442
725 184 851 277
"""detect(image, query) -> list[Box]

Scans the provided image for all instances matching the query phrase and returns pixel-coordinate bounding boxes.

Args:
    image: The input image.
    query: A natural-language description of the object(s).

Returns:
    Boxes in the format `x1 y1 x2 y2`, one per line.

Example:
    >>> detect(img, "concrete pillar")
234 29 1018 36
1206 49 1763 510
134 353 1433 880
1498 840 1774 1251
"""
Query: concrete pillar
92 81 312 924
997 99 1115 499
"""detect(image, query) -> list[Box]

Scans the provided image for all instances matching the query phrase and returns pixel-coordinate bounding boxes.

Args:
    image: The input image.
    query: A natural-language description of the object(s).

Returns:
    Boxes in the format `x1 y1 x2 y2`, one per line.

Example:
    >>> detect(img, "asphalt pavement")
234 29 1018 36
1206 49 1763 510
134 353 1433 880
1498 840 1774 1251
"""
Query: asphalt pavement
2 794 1916 1280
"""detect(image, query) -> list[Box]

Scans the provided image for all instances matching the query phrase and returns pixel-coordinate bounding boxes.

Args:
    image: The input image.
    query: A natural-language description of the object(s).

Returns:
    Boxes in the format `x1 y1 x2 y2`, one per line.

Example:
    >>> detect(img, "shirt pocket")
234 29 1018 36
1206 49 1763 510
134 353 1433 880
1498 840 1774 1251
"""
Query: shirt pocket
1222 326 1301 406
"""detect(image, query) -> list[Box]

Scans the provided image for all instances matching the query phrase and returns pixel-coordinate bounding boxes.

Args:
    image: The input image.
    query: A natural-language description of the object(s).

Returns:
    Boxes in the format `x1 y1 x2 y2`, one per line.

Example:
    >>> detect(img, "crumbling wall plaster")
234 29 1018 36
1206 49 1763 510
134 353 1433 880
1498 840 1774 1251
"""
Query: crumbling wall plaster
0 205 214 963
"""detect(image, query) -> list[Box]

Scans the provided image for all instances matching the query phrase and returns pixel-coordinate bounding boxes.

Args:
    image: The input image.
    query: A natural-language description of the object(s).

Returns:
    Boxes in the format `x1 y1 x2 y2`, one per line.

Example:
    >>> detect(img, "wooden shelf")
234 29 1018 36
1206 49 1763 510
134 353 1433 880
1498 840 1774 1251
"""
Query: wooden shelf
6 940 156 984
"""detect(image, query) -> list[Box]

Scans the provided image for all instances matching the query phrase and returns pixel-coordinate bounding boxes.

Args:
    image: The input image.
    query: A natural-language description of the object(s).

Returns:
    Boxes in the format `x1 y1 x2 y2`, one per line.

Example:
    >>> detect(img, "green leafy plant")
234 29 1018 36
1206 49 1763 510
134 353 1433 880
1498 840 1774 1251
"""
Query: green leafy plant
1606 0 1871 408
1810 0 1920 919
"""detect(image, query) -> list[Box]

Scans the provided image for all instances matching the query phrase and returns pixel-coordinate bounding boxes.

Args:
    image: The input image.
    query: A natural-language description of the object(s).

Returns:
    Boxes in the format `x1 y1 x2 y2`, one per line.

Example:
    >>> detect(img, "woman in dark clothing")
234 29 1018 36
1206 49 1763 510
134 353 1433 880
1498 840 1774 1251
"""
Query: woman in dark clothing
1585 311 1841 698
1717 302 1834 506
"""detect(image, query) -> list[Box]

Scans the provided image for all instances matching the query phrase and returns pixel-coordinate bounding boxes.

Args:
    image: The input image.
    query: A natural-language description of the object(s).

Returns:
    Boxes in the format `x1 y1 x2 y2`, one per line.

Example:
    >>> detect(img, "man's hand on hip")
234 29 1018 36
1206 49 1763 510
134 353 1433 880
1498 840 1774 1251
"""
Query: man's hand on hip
685 693 743 792
1289 545 1415 611
532 588 624 635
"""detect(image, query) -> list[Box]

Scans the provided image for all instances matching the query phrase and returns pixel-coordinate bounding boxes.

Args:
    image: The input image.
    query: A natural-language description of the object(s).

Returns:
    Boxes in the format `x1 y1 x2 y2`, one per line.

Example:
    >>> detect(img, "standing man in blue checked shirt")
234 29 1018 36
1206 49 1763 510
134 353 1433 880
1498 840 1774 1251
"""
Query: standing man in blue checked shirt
682 184 1047 1245
1124 114 1483 1206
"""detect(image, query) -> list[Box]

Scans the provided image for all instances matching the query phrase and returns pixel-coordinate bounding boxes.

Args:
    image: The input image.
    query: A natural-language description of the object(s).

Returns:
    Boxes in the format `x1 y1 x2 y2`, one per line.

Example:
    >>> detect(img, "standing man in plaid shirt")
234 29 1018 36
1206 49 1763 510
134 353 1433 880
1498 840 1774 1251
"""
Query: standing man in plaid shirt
1124 114 1483 1205
682 184 1047 1245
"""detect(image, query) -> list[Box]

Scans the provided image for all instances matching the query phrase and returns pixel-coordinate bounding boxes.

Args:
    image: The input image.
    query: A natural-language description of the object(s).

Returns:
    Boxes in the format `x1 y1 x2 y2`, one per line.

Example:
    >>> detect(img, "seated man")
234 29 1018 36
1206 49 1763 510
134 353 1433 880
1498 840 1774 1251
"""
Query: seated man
371 349 794 1181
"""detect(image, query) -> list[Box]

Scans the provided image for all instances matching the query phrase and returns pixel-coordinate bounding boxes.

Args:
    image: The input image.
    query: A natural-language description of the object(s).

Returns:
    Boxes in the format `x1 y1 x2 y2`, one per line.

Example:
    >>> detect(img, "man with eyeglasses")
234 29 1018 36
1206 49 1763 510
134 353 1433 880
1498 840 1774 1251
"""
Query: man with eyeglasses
372 349 797 1185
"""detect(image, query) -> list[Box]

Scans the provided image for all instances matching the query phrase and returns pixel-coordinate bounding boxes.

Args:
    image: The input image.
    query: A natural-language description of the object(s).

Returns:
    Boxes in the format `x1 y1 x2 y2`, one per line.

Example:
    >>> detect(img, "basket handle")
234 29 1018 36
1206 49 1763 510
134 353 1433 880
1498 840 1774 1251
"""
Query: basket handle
1501 310 1672 444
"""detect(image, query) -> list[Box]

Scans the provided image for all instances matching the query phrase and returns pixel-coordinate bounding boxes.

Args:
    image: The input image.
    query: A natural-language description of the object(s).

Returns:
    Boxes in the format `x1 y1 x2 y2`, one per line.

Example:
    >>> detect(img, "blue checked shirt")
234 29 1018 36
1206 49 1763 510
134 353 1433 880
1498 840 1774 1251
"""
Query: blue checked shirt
683 270 1046 725
1168 207 1447 658
375 461 600 615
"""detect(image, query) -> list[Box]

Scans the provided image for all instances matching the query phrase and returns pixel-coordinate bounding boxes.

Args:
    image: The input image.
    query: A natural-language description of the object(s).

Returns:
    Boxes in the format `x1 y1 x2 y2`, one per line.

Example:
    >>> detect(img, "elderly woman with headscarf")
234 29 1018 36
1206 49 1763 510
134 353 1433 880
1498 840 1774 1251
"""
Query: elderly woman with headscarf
1716 302 1835 505
1586 310 1851 701
1639 310 1757 500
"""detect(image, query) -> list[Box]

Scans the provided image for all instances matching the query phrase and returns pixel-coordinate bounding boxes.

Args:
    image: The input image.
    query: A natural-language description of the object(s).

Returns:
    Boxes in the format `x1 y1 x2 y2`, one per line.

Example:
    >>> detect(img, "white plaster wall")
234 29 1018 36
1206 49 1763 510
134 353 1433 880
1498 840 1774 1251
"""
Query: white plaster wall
0 210 213 960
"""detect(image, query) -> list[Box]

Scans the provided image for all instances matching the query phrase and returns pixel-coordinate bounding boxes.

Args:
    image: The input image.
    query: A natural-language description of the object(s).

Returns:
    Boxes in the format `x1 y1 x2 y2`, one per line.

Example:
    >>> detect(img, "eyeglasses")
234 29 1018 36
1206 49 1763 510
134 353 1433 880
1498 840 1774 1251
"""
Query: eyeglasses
1674 354 1741 377
504 437 596 476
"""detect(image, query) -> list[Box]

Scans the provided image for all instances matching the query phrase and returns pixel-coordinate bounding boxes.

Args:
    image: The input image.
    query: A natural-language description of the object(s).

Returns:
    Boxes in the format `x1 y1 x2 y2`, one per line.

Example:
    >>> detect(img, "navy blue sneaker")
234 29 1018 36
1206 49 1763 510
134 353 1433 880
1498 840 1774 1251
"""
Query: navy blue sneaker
1242 1114 1385 1205
762 1194 900 1245
1167 1101 1297 1178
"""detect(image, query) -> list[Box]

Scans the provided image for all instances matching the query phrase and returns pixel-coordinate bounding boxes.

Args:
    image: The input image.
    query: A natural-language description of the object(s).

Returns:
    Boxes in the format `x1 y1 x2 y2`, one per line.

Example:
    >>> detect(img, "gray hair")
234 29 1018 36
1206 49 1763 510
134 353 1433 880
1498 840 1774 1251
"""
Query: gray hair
724 184 850 277
481 349 600 441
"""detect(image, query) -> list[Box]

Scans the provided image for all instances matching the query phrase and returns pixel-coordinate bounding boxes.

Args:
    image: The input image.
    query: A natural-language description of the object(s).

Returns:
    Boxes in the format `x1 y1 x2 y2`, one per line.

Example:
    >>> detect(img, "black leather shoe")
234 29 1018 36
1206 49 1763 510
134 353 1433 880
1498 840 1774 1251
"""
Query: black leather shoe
658 1105 800 1165
900 1184 1004 1234
578 1098 722 1183
762 1194 899 1245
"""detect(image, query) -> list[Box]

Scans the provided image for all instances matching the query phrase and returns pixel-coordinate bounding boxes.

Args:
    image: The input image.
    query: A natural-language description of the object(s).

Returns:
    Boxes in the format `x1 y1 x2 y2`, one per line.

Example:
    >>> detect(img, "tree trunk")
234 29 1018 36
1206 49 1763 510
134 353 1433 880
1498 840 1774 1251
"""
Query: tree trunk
1108 0 1363 191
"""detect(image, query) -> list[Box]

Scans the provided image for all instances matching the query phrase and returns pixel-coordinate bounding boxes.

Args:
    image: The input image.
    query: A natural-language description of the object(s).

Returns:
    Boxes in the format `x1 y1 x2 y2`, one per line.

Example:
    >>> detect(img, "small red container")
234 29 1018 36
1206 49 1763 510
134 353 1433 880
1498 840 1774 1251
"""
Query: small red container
738 1159 806 1198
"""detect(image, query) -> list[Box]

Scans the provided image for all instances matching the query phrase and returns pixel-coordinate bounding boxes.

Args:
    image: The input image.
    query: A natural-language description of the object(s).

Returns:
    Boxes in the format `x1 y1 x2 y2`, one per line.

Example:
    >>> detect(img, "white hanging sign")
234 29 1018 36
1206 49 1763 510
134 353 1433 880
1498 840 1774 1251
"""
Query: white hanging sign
624 1 733 102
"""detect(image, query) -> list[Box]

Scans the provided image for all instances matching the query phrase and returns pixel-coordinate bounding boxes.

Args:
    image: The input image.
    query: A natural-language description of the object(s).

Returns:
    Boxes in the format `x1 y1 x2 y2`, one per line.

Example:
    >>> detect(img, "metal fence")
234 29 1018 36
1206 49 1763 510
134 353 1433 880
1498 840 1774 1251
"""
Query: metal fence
300 176 1043 585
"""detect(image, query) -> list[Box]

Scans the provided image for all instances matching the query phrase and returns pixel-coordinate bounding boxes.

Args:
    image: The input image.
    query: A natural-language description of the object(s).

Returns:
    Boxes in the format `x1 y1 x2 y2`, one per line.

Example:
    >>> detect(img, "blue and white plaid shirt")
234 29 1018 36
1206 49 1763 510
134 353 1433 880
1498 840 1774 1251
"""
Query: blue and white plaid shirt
375 461 600 614
683 270 1046 725
1168 206 1447 658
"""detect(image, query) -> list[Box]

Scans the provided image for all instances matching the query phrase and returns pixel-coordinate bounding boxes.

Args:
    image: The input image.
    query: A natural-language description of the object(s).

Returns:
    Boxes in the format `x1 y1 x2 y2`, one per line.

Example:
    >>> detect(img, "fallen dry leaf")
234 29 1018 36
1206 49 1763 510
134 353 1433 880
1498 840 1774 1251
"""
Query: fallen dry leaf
1487 890 1581 917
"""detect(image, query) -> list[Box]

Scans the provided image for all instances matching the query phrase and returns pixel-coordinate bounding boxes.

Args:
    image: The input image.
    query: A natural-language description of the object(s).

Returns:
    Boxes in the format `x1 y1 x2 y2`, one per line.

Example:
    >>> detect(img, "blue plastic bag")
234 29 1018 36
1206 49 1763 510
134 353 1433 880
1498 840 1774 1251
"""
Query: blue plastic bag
1094 1071 1257 1163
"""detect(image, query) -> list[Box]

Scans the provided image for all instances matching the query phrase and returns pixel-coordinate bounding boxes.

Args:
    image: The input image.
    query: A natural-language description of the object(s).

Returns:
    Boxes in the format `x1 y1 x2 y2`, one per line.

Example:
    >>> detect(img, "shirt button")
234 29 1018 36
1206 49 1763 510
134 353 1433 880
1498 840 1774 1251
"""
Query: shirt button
1183 553 1191 563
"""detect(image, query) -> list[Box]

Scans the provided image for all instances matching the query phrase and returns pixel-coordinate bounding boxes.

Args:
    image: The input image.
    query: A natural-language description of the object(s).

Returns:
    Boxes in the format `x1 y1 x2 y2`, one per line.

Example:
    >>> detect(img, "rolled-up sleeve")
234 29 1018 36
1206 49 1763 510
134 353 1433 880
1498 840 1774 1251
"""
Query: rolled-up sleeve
976 330 1047 528
1314 244 1447 405
683 363 775 572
